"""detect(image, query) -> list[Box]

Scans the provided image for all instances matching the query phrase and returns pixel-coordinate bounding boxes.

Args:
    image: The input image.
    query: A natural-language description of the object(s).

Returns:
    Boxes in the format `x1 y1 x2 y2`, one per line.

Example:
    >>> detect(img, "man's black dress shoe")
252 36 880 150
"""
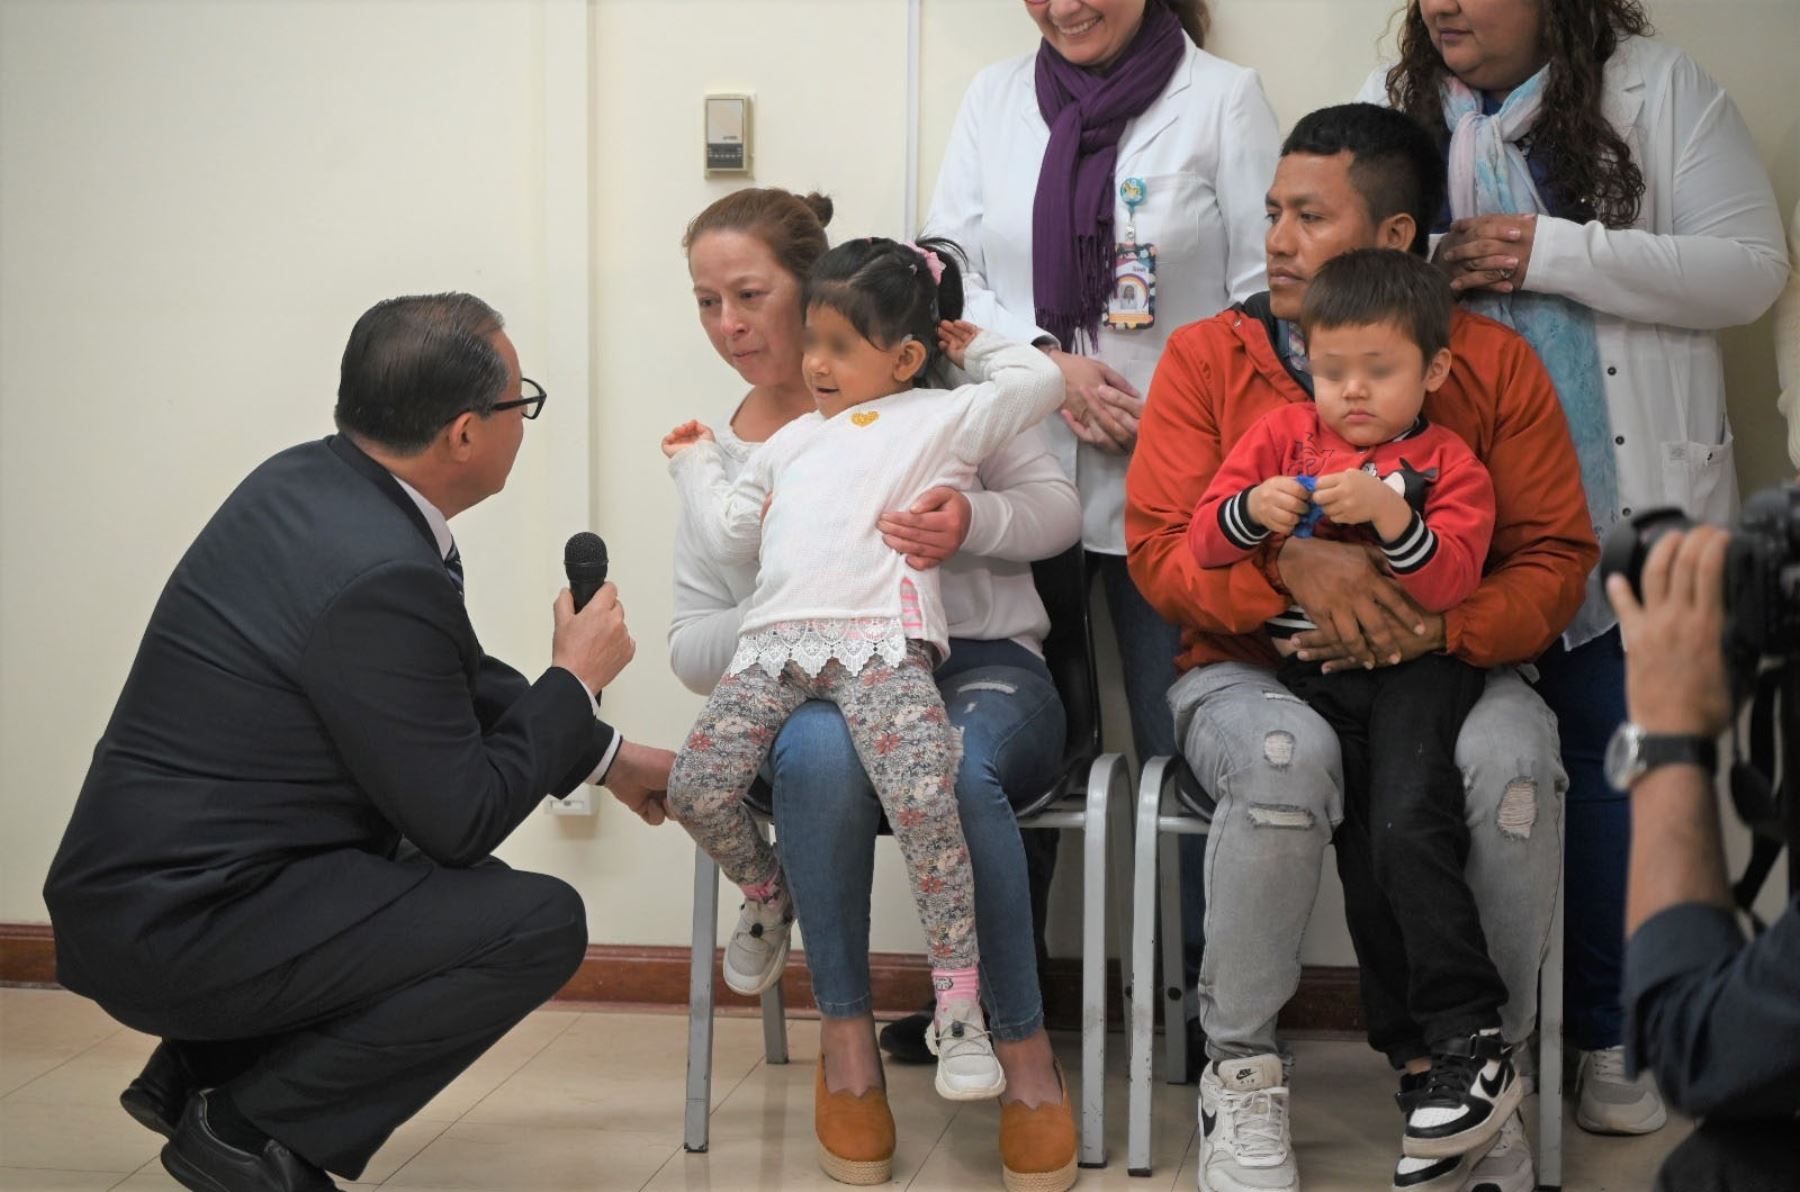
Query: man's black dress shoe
160 1090 340 1192
121 1041 196 1138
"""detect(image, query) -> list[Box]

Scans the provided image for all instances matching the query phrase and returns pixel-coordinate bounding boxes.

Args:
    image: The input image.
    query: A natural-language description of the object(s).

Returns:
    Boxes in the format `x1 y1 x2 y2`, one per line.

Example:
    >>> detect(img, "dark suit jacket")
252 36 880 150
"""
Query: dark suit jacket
44 435 612 1009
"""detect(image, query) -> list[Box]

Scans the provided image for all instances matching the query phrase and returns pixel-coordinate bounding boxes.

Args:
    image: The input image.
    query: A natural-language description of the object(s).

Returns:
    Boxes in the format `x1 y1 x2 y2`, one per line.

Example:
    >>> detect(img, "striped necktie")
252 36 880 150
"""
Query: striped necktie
444 541 465 597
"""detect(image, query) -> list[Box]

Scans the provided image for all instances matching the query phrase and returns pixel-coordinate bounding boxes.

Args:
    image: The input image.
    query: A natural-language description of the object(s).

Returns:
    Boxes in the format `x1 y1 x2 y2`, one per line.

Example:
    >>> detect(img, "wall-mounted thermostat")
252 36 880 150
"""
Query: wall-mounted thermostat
705 93 752 176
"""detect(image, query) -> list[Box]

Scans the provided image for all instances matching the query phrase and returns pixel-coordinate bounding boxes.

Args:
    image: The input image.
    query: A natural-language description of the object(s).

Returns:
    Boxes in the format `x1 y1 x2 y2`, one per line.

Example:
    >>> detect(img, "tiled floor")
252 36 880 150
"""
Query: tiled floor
0 987 1685 1191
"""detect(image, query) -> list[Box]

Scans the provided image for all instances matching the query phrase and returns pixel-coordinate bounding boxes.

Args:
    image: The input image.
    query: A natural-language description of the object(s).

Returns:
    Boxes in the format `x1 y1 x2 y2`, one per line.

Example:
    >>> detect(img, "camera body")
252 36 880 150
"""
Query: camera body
1601 483 1800 861
1600 483 1800 686
1722 485 1800 668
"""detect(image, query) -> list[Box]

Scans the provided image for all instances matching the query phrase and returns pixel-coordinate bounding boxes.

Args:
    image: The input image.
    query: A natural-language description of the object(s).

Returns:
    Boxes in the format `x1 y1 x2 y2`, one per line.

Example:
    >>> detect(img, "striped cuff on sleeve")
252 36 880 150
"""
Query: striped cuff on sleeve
1380 512 1438 574
1218 487 1269 550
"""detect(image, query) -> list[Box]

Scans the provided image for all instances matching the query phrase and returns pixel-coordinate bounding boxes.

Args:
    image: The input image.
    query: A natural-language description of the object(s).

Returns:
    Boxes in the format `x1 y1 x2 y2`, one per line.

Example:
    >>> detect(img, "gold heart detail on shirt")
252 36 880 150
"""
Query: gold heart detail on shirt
851 411 879 427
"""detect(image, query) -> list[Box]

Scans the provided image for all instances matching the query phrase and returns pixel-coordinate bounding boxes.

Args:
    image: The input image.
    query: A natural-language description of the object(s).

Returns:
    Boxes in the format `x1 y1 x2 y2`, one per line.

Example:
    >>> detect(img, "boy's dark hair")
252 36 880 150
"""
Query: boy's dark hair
803 236 966 376
335 292 508 455
1300 249 1454 360
1281 104 1445 256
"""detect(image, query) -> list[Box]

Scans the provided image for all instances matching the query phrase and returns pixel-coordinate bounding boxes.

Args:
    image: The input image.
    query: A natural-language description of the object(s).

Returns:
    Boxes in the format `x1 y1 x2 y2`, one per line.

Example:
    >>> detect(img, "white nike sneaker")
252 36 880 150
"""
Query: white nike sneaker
927 997 1005 1101
1459 1109 1533 1191
721 883 792 996
1575 1046 1667 1135
1403 1030 1522 1160
1197 1054 1298 1192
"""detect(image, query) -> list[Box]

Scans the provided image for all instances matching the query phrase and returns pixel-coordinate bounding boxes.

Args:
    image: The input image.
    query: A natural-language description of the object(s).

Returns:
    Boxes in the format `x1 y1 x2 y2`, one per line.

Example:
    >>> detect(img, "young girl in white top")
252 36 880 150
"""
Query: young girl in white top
662 237 1064 1101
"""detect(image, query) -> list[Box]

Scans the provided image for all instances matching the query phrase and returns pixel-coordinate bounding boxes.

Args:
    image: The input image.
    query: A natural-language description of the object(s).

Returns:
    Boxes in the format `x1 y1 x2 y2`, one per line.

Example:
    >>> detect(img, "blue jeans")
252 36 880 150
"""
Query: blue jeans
1091 553 1201 1003
1533 627 1628 1050
770 637 1065 1041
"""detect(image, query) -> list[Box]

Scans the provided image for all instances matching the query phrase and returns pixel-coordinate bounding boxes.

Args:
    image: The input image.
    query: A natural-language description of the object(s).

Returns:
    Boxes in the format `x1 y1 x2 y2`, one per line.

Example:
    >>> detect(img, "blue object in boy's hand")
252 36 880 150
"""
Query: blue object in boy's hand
1292 475 1325 538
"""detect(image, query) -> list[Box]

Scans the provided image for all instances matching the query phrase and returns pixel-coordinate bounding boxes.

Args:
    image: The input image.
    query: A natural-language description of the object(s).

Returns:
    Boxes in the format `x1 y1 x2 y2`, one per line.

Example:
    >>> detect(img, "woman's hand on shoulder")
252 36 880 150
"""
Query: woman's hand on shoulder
1046 349 1142 455
1435 214 1536 294
662 419 716 459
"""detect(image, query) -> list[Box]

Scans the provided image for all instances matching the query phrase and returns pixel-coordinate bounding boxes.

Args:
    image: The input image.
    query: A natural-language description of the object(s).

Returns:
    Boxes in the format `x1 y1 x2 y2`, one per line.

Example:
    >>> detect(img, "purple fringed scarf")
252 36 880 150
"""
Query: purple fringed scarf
1031 1 1185 351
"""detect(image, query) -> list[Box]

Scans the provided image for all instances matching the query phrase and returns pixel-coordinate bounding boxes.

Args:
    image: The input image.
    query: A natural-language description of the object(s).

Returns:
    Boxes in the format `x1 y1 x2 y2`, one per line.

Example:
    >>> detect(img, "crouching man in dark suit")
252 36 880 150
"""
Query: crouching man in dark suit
43 292 675 1192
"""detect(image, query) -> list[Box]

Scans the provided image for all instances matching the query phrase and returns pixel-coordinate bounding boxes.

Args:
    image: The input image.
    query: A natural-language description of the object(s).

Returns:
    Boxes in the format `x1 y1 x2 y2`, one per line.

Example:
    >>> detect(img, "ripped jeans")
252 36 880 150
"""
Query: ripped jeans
1172 660 1565 1063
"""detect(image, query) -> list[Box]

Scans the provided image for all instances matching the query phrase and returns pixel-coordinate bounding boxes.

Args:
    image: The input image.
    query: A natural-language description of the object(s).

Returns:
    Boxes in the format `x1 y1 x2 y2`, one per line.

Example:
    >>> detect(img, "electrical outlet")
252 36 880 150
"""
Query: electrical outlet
544 789 593 816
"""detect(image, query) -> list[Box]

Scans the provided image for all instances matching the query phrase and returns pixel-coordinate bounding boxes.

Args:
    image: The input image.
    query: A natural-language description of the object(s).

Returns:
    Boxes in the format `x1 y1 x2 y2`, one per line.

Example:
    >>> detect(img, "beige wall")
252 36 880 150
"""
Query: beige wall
3 1 1795 969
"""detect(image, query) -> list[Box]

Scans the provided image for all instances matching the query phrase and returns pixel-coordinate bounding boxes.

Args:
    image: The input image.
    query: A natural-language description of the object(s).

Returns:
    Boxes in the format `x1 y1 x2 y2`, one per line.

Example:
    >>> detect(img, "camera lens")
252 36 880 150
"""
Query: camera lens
1599 507 1693 601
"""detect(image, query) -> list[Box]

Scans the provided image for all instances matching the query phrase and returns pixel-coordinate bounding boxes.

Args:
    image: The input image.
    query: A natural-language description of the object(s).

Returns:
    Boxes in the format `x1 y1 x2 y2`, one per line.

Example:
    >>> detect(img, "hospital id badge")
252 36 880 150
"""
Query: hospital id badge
1105 241 1156 331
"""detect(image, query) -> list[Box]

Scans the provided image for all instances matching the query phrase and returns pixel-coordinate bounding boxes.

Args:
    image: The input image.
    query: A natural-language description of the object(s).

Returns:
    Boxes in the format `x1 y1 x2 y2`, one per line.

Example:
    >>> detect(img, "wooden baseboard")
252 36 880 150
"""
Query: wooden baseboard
0 923 1364 1033
0 924 57 986
626 946 1364 1034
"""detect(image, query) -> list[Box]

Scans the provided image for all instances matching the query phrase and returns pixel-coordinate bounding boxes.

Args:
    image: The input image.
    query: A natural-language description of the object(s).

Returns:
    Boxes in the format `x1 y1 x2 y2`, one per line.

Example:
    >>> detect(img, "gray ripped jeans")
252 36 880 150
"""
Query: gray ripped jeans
1171 660 1565 1062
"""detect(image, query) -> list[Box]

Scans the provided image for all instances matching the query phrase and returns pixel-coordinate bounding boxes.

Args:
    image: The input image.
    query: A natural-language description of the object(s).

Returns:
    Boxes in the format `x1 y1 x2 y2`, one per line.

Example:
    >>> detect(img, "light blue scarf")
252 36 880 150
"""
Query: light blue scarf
1443 68 1619 643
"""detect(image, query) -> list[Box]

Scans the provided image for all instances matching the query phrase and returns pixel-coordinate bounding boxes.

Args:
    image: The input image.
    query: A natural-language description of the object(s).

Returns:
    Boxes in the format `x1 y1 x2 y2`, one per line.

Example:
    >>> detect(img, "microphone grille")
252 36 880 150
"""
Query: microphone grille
564 532 607 568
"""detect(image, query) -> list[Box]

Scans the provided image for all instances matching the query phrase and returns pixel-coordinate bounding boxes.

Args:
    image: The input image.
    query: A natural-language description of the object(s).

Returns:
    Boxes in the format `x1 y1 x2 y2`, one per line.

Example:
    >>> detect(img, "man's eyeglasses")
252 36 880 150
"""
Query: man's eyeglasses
490 377 548 420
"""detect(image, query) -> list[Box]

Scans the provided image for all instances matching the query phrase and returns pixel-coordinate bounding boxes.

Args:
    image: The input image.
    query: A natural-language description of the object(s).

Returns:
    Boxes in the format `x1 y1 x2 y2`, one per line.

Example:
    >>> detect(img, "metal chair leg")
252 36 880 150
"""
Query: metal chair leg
1127 756 1172 1177
1108 763 1137 1011
1158 815 1188 1089
761 982 789 1065
754 817 790 1065
1537 812 1566 1190
1079 752 1125 1169
684 848 721 1152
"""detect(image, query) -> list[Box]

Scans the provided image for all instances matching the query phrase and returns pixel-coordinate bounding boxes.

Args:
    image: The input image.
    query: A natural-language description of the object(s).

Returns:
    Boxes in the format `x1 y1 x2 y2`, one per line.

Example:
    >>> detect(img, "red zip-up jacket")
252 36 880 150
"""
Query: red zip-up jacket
1190 402 1495 619
1126 297 1597 674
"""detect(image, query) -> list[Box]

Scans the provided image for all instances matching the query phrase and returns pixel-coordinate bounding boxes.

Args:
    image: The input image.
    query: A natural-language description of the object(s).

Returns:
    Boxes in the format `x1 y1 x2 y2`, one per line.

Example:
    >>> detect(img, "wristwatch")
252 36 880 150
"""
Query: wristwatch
1604 722 1719 792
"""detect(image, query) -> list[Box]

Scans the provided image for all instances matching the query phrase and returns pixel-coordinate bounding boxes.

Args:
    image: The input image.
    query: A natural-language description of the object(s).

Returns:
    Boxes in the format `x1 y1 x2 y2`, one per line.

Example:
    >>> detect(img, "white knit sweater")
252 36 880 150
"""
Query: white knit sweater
667 421 1080 695
668 333 1067 674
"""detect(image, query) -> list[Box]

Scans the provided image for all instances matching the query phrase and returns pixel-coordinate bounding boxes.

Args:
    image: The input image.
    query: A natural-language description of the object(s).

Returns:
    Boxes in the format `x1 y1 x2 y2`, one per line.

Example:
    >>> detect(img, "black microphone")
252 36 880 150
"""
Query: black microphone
564 532 608 612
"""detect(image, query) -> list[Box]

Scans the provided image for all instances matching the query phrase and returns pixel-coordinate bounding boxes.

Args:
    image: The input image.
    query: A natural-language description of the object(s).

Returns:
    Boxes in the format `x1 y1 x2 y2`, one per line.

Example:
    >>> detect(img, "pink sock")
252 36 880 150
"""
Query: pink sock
743 863 783 904
932 967 980 1009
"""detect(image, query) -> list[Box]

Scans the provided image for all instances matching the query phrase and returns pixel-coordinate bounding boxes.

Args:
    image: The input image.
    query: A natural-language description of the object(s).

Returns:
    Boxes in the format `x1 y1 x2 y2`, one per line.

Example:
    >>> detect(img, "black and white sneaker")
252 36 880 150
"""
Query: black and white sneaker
1392 1150 1477 1192
1389 1071 1495 1190
1401 1029 1522 1160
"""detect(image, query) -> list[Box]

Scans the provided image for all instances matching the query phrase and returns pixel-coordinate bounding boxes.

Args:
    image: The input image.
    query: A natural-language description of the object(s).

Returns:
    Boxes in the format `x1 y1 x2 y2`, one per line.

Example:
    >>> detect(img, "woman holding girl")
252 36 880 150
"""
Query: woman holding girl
669 187 1084 1190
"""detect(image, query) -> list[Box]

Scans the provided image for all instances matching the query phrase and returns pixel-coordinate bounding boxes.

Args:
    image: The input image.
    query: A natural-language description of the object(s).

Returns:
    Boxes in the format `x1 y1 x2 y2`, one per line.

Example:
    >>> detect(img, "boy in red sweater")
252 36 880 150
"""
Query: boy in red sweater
1192 250 1518 1163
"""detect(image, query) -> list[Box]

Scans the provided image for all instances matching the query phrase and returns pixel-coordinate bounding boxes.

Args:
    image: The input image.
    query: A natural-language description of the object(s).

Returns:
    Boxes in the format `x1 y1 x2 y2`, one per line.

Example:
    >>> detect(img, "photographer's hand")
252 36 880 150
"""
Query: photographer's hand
1607 526 1733 737
1606 526 1734 936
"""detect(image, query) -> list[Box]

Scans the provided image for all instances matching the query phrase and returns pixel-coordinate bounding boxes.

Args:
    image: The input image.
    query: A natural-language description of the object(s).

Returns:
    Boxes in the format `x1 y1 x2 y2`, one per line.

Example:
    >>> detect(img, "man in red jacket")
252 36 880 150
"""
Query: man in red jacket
1125 105 1597 1192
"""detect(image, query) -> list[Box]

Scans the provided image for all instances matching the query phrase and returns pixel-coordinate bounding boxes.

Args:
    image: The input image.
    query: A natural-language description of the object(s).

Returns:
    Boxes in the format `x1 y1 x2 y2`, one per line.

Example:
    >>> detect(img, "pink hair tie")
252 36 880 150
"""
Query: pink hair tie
904 241 946 285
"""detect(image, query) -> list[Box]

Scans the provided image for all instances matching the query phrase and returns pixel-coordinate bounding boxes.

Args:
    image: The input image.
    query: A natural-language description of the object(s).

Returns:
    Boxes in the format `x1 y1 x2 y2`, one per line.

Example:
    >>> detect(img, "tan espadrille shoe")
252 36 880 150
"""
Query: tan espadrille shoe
999 1060 1077 1192
815 1056 895 1185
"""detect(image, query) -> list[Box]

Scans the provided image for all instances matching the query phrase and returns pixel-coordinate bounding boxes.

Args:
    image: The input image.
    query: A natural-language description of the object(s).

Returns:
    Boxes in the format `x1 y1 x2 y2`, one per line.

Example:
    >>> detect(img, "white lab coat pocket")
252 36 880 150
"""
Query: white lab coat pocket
1659 433 1735 521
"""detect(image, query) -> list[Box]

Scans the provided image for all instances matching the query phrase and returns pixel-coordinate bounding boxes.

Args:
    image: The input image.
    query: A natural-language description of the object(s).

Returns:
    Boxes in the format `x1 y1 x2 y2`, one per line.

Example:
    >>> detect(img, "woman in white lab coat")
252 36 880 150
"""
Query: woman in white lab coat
923 0 1279 1032
1360 0 1786 1140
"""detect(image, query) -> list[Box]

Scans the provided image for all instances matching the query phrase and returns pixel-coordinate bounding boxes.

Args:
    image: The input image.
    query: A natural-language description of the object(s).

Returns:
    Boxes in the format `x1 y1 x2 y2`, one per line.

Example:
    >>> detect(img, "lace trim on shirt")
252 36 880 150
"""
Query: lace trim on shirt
728 617 911 679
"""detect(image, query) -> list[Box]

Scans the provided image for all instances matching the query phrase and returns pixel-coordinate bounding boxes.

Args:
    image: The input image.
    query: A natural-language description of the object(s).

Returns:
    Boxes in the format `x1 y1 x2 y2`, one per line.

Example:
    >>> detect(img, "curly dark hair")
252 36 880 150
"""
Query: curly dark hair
1383 0 1652 228
1165 0 1210 48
